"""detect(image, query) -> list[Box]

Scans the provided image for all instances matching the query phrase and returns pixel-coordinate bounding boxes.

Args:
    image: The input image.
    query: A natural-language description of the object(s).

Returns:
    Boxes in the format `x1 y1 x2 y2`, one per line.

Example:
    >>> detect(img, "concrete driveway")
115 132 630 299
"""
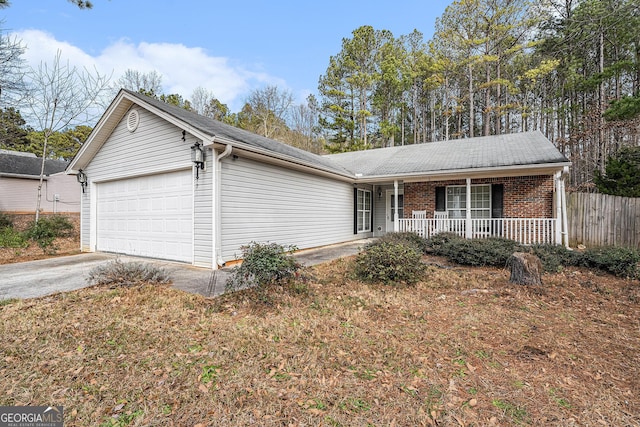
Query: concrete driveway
0 239 371 300
0 253 217 300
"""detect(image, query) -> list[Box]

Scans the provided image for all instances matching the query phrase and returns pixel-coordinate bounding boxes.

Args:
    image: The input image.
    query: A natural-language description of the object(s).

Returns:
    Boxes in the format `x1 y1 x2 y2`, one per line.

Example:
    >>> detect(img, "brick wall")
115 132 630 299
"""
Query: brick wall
404 175 554 219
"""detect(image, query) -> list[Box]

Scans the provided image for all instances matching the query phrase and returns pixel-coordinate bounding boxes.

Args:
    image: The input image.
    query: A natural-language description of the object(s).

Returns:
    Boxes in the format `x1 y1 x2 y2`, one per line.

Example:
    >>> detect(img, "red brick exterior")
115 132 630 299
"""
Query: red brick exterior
404 175 555 219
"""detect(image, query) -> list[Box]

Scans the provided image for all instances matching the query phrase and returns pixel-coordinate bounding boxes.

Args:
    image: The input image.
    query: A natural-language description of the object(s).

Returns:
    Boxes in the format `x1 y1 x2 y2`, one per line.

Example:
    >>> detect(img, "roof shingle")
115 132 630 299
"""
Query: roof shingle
122 91 569 179
324 132 569 177
0 150 69 177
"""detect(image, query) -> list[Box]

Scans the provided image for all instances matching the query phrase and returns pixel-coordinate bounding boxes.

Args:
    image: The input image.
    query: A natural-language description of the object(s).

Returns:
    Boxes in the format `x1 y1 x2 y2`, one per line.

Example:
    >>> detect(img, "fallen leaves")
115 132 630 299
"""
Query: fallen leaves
0 256 638 426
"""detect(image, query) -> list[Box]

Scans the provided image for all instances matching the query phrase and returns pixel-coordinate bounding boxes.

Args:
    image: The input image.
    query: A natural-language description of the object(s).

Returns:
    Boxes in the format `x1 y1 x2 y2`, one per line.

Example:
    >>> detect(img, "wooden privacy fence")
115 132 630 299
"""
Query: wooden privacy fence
566 192 640 249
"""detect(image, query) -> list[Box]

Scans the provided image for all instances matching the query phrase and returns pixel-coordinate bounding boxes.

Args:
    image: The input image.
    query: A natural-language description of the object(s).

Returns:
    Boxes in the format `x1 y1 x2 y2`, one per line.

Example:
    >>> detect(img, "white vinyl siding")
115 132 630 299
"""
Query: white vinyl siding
83 108 193 181
80 107 212 265
220 156 358 262
193 154 213 267
80 188 90 251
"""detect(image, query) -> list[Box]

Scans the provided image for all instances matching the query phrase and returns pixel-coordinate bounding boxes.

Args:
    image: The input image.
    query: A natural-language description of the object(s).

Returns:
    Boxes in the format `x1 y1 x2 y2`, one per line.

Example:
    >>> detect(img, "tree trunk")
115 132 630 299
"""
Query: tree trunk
468 63 474 138
35 134 49 223
496 61 502 135
484 60 491 136
509 252 543 286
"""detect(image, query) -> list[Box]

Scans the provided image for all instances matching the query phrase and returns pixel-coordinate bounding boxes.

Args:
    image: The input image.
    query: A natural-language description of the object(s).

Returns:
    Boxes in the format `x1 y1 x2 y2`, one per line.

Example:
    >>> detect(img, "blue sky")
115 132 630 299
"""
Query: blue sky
4 0 452 113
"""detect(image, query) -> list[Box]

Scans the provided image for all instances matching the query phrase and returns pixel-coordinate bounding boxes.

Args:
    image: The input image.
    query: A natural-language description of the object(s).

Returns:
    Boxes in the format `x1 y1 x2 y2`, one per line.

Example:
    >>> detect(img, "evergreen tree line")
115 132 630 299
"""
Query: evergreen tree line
318 0 640 189
1 0 638 190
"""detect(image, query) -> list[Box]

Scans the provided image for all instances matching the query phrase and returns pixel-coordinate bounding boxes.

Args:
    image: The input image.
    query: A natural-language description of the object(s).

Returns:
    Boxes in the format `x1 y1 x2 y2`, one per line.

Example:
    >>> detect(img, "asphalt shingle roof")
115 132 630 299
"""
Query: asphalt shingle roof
0 150 69 177
124 90 353 176
124 91 568 180
324 132 569 177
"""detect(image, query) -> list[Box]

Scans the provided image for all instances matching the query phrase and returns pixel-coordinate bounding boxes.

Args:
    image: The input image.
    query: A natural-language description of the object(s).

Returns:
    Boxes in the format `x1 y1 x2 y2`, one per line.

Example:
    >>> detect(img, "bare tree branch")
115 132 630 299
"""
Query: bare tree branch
24 50 111 222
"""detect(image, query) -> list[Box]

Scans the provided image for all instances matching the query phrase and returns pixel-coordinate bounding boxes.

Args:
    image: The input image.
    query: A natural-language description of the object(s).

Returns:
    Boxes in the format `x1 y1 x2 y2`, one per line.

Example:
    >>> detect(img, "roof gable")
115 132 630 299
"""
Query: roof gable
68 90 353 177
69 90 569 180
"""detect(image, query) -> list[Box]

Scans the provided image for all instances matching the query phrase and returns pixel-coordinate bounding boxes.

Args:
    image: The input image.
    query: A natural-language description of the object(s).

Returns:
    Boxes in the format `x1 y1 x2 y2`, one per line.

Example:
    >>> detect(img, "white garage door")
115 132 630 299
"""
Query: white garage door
97 169 193 262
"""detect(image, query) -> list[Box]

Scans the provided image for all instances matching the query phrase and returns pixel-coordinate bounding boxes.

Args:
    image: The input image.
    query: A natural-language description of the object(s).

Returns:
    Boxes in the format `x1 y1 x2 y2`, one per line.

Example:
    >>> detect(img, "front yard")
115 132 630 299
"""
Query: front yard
0 253 638 426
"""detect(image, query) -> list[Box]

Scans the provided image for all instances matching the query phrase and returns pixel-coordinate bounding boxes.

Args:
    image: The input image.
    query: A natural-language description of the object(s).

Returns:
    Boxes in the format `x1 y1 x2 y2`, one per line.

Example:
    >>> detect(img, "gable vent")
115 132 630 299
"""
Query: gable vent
126 109 140 132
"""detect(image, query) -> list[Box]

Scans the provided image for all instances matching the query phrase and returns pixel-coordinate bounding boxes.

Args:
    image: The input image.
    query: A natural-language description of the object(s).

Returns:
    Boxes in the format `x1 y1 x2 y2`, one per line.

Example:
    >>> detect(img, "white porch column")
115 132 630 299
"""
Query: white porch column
393 180 399 232
554 171 562 245
561 174 569 248
465 178 472 239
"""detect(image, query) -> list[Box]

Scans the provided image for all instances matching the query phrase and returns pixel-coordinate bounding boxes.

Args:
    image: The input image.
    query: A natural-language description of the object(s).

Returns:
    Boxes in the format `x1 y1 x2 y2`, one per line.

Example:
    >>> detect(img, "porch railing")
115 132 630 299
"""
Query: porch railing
398 218 558 245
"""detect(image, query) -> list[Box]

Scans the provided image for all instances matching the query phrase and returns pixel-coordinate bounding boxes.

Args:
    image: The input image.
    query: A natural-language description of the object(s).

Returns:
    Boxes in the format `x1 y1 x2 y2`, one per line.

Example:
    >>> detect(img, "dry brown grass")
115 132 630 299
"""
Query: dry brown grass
1 255 639 426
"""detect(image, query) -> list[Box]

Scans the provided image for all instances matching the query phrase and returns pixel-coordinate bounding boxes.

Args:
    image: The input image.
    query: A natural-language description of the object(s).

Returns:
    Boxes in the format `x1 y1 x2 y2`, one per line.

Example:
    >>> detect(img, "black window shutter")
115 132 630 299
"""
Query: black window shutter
353 188 358 234
491 184 504 218
435 187 446 211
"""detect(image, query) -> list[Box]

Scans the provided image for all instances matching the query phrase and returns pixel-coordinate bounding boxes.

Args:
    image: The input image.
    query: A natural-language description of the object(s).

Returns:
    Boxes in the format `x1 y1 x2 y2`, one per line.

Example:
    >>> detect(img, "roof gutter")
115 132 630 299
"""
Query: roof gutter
352 161 572 183
0 173 49 180
205 136 355 182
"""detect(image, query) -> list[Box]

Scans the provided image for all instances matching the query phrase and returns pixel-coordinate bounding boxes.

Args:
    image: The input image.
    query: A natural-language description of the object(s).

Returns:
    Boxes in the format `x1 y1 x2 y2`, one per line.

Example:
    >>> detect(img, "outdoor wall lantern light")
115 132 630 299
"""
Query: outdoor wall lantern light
191 141 205 179
77 169 88 193
377 186 382 199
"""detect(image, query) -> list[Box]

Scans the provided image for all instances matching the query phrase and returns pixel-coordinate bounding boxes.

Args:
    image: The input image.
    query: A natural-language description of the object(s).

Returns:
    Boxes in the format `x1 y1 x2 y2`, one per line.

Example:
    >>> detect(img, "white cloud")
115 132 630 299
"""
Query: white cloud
12 29 283 112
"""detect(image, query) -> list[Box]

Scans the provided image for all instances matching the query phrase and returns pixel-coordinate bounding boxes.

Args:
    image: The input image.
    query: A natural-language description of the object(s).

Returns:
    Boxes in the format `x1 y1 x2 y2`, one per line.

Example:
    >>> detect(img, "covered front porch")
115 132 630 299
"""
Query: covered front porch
372 174 568 246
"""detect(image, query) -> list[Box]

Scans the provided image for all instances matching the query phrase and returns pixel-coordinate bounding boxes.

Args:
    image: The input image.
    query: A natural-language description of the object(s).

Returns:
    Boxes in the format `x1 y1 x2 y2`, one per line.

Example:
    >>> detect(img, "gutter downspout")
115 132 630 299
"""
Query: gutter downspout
215 143 233 268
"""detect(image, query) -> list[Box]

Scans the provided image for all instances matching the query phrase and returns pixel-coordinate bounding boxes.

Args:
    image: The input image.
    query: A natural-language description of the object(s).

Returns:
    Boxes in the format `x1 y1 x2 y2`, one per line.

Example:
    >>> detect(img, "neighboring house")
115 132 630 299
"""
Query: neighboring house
0 149 80 214
67 89 571 269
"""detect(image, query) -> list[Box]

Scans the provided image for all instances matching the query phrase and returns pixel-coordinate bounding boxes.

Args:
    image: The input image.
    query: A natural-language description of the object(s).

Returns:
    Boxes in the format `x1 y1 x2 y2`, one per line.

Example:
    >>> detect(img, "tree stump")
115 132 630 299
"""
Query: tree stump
509 252 543 285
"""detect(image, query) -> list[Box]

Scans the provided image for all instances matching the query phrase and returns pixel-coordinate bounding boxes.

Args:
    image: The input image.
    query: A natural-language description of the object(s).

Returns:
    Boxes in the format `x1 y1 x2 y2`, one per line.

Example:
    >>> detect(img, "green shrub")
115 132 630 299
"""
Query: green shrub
581 246 640 279
88 259 171 286
227 242 302 292
0 212 14 229
530 244 582 272
0 226 27 248
0 298 19 307
24 215 74 252
424 232 464 253
41 215 74 237
354 240 424 285
24 220 57 252
428 232 640 279
435 237 522 268
377 232 429 254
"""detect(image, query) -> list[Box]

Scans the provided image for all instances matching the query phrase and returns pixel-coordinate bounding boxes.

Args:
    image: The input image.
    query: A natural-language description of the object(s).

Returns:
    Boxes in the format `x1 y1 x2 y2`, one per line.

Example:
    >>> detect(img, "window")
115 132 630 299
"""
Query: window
446 185 491 219
390 194 404 220
356 189 371 232
446 186 466 219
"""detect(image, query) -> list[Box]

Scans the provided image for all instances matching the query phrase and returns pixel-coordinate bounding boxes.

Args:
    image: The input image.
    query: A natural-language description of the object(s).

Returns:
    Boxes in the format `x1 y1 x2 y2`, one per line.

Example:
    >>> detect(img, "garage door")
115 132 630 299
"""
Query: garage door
97 169 193 262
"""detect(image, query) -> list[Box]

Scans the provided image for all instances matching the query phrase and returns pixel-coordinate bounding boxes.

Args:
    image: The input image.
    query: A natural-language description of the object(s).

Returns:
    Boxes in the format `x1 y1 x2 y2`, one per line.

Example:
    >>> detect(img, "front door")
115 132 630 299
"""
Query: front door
385 189 404 232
